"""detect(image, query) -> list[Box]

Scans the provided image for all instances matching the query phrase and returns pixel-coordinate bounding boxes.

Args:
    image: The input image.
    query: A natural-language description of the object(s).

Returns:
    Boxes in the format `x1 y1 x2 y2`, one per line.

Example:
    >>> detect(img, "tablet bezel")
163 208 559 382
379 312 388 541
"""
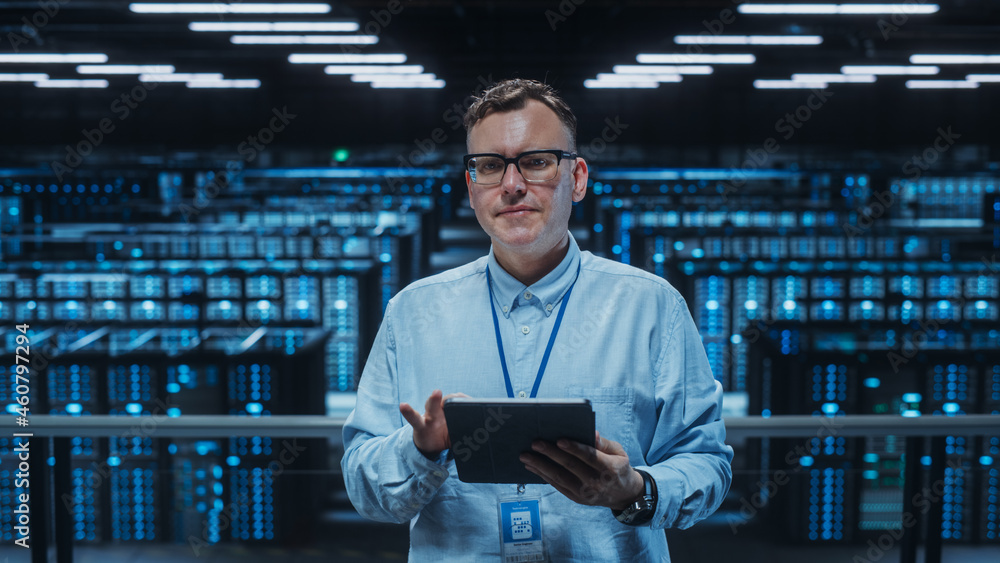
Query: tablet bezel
442 397 596 484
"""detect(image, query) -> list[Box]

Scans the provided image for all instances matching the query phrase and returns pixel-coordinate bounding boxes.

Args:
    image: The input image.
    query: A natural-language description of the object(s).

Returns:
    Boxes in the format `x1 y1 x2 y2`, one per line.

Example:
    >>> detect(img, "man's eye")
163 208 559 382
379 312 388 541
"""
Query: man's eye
523 158 551 169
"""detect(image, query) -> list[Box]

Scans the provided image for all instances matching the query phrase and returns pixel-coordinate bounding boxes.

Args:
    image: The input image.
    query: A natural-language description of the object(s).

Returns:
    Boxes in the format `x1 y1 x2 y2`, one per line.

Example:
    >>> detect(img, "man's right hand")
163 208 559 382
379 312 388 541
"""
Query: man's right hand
400 390 466 459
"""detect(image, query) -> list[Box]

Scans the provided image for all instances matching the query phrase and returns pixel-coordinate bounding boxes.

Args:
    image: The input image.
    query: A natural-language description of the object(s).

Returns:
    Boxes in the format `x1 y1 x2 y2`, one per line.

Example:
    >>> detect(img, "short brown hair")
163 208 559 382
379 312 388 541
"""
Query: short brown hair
463 79 577 150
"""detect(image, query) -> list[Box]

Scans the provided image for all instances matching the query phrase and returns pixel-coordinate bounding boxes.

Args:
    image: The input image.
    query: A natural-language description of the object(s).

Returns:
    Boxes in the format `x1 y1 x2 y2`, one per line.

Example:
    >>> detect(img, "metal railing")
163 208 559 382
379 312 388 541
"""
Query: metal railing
18 413 1000 563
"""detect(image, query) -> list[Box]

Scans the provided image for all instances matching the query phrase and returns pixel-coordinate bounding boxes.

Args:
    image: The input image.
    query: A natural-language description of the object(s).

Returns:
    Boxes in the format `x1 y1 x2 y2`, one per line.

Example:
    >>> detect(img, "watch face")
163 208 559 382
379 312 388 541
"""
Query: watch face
615 469 656 525
617 500 653 524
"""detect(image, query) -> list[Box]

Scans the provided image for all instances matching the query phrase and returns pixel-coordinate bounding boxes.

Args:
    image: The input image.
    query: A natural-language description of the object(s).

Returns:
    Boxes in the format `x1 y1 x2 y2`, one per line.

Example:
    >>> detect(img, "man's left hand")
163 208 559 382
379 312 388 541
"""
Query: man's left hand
519 431 644 510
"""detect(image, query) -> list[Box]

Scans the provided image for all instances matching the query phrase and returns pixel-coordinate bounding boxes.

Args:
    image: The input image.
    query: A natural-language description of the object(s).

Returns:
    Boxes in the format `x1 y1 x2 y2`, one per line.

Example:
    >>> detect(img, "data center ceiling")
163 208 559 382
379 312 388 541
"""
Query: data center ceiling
1 1 999 162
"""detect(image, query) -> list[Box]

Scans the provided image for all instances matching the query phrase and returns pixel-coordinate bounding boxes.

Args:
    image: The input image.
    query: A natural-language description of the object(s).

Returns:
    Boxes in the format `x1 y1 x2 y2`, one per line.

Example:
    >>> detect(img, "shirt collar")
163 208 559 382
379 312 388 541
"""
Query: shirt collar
487 231 581 319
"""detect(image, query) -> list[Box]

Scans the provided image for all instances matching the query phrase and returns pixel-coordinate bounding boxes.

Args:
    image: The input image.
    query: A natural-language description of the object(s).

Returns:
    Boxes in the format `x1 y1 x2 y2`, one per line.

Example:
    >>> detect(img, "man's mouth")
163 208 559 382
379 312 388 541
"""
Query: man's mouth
498 206 534 216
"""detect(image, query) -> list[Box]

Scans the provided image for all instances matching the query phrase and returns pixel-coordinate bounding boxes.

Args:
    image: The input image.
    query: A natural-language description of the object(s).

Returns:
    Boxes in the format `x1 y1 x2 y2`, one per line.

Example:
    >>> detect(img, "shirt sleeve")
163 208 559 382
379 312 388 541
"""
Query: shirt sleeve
340 299 451 524
636 293 734 530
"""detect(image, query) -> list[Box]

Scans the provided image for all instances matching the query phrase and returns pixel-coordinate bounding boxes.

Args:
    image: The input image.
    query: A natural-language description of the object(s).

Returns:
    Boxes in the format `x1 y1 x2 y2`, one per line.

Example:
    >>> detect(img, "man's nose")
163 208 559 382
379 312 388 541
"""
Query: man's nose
500 162 527 195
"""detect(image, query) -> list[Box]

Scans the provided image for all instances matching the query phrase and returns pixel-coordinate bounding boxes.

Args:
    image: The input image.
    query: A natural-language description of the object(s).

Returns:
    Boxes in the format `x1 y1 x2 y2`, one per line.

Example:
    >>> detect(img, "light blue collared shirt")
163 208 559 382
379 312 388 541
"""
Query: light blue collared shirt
342 232 733 562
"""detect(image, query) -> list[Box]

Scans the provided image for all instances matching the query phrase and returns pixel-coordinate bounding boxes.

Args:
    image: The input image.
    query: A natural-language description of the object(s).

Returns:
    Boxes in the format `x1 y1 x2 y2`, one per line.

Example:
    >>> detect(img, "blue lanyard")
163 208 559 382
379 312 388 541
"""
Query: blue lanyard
486 264 578 399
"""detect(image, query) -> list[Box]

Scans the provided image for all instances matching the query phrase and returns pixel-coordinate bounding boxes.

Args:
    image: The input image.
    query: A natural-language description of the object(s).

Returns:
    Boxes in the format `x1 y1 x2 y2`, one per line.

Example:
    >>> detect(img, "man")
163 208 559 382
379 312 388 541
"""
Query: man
342 78 732 561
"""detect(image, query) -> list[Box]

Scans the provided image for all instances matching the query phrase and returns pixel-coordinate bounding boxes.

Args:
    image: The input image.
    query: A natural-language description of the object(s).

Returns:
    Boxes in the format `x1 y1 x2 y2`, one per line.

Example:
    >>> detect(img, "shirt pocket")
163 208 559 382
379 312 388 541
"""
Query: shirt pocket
566 386 637 459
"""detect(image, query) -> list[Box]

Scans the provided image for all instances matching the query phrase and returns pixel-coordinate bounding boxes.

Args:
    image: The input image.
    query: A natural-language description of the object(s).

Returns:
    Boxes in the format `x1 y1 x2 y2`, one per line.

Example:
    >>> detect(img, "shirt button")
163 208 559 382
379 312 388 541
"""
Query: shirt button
521 326 530 335
523 291 533 300
545 304 553 312
502 306 509 313
518 391 527 398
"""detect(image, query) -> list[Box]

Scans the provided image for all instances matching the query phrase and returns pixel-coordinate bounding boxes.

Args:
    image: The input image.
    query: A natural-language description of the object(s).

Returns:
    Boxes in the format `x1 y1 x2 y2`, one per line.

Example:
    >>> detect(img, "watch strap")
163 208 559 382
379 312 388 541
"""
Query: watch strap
613 469 656 526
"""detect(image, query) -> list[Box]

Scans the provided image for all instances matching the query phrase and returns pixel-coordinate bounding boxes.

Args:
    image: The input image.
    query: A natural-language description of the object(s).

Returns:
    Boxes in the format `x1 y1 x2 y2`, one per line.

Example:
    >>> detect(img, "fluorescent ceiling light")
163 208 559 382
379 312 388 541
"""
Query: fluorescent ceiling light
0 53 108 63
139 73 224 82
76 64 175 74
597 73 682 83
370 80 445 88
966 74 1000 82
583 79 658 88
186 79 261 88
130 3 331 14
35 79 108 88
754 80 828 89
738 4 938 14
289 53 406 64
841 65 938 75
792 73 877 82
350 73 437 82
910 54 1000 64
637 54 755 64
612 64 713 75
231 35 377 45
674 35 822 45
189 21 357 32
905 80 979 89
325 65 423 74
0 73 49 81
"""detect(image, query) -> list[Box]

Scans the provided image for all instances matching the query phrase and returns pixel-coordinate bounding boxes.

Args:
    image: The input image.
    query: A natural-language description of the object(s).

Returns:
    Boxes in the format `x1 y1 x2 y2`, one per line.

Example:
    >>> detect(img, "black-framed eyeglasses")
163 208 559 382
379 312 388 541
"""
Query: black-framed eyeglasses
463 150 578 185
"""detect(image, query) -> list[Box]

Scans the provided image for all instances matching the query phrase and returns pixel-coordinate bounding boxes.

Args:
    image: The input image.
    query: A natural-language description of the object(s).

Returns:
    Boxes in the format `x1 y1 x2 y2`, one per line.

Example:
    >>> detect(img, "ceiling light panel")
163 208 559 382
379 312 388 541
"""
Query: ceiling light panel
189 22 358 32
637 54 755 64
738 4 939 15
231 35 377 45
674 35 823 45
289 54 407 64
0 54 108 63
841 65 939 75
130 3 331 14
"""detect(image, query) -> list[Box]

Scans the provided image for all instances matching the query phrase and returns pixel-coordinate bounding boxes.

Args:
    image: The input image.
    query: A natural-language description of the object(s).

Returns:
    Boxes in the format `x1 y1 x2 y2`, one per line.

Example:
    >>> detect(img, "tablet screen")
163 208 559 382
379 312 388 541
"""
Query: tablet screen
443 398 595 484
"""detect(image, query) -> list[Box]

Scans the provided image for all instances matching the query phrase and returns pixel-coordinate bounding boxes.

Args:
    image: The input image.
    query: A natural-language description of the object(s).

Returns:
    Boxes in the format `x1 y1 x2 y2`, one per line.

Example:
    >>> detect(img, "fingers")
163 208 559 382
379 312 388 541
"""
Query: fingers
524 464 580 502
594 433 626 457
529 440 599 483
424 389 444 416
521 451 581 491
399 403 423 429
546 437 622 474
400 389 450 429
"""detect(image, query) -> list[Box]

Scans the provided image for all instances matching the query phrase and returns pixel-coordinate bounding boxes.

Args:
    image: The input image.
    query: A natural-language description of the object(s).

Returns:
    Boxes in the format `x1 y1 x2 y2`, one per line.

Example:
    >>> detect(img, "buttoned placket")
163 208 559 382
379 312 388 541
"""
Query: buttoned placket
500 289 557 399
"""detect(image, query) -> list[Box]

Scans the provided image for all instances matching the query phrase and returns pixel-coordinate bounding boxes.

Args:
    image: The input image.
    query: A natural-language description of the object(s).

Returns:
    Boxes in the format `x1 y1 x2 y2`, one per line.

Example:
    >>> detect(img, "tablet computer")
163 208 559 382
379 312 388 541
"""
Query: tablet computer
442 397 595 484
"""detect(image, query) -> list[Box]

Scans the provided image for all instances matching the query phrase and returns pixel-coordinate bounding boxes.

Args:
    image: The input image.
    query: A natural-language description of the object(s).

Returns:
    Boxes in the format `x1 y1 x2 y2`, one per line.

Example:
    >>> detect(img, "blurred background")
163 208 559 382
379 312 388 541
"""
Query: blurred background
1 1 999 561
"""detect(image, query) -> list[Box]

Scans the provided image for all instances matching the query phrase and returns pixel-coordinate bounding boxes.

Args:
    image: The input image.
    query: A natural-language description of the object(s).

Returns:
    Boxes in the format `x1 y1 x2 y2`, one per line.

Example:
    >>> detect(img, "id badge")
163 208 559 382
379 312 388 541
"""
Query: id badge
497 495 545 562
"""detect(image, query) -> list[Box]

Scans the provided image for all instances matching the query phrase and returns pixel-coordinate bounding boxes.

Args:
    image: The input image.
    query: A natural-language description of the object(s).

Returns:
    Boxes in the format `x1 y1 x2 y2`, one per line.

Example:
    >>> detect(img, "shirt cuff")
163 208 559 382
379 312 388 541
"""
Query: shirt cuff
636 464 675 529
398 424 451 486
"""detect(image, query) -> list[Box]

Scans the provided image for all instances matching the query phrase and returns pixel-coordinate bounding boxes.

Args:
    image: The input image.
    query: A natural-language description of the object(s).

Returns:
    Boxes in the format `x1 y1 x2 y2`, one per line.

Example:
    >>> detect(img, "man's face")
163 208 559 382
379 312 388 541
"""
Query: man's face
465 99 588 258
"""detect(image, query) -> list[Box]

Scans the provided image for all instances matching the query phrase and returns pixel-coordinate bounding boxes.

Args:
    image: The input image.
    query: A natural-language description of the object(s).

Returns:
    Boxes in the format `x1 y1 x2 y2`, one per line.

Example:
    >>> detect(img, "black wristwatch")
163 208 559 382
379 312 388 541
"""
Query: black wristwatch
612 469 657 526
